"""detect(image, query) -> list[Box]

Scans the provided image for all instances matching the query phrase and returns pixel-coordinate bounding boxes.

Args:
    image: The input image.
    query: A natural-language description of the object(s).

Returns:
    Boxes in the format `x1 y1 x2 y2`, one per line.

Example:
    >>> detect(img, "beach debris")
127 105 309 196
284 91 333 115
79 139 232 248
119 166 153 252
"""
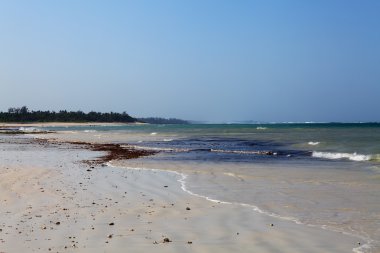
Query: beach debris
163 237 172 243
187 241 193 244
270 223 274 227
55 221 61 225
107 234 113 239
109 222 115 226
86 169 92 172
153 241 158 244
186 207 191 210
164 185 168 188
358 242 361 245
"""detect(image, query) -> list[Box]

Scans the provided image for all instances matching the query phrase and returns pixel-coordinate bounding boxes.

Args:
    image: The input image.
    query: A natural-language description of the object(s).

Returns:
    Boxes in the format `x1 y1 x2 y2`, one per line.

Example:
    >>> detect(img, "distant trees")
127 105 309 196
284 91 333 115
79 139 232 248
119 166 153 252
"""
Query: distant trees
0 106 137 123
7 106 28 114
0 106 189 124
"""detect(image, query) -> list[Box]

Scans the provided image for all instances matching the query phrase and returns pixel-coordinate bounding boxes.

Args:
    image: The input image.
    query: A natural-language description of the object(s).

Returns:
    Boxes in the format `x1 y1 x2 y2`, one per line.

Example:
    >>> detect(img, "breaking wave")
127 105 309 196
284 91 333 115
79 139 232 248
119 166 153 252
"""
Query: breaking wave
83 130 97 133
312 151 372 162
18 127 40 132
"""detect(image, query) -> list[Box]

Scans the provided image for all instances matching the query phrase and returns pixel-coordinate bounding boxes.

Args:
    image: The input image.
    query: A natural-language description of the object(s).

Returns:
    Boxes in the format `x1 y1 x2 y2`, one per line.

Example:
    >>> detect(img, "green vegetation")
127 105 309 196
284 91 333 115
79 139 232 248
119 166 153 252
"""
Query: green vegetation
0 106 189 124
0 106 136 123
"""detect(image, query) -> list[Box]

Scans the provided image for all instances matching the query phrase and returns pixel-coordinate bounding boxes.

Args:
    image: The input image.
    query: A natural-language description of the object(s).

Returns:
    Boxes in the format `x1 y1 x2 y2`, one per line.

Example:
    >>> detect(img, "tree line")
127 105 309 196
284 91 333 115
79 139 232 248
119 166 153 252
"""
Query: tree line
0 106 136 123
0 106 189 124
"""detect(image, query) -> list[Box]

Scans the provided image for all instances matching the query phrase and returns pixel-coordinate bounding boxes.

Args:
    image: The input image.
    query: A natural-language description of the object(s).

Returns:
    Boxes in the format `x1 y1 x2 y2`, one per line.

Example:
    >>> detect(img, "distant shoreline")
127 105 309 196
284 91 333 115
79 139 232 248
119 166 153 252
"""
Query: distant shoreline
0 122 146 128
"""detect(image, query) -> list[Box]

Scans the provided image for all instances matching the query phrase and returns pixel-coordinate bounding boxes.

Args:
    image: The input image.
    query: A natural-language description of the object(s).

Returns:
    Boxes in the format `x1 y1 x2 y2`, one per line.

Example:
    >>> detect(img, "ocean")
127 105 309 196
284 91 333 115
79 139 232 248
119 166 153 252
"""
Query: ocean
43 123 380 252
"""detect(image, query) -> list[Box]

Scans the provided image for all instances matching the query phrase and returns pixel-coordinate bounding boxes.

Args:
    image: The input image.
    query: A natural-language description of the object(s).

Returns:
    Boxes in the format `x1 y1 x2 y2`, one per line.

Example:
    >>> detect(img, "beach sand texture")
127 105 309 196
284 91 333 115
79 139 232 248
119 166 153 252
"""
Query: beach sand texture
0 136 361 253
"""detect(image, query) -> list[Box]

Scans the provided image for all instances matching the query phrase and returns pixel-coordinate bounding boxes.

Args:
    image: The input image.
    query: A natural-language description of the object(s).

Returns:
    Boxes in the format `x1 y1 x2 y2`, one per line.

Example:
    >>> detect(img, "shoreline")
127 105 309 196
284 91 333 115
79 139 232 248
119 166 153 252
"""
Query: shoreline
0 134 367 252
108 162 370 253
0 122 146 128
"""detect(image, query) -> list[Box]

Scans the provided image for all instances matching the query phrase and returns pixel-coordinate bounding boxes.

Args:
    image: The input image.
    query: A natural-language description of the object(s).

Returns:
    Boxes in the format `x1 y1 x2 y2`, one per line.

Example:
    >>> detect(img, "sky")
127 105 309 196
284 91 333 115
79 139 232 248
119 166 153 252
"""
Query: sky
0 0 379 122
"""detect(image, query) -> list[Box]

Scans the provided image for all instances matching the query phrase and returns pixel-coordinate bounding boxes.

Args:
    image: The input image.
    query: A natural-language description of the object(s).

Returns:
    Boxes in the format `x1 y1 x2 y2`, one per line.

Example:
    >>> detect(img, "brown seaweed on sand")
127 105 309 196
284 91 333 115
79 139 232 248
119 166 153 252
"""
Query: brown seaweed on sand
67 141 158 165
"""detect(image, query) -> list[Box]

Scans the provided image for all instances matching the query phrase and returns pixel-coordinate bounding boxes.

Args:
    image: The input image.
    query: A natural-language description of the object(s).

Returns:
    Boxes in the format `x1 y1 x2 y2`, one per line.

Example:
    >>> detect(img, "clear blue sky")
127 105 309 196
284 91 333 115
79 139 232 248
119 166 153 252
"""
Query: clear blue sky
1 0 379 122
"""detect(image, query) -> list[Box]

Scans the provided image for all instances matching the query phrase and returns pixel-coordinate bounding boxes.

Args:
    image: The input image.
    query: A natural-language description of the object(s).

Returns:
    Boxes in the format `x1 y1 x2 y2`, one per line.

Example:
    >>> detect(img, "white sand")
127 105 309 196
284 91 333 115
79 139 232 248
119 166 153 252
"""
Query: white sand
0 137 362 253
0 122 142 128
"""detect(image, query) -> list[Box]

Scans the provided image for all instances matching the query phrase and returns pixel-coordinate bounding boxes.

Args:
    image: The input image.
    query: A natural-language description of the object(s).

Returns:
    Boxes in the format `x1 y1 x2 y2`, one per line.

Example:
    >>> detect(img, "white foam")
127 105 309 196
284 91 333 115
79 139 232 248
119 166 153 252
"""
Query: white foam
128 145 189 152
163 138 173 142
18 127 40 132
83 130 97 133
308 141 320 146
256 127 268 130
312 151 371 162
150 132 157 135
211 149 277 155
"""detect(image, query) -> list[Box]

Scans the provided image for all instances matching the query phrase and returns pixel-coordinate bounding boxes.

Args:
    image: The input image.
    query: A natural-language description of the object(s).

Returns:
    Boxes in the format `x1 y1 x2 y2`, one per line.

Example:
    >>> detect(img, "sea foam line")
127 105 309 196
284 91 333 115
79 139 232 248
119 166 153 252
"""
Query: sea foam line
106 162 374 253
312 151 372 162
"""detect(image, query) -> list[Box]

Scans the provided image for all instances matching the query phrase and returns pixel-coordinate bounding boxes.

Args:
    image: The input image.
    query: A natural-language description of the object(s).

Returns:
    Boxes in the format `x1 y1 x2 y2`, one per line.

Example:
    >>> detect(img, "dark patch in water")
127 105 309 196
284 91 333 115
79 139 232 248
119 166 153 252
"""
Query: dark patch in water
135 137 313 163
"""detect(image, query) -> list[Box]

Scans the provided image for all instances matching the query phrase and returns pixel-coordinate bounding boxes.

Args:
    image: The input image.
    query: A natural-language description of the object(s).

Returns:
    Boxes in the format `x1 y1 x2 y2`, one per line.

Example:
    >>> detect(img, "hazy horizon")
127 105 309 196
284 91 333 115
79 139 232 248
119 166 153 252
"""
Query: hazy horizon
1 1 379 122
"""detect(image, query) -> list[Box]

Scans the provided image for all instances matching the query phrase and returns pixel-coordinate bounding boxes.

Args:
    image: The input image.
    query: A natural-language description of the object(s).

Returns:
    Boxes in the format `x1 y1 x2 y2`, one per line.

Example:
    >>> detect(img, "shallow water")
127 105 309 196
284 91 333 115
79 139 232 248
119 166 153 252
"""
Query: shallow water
42 123 380 252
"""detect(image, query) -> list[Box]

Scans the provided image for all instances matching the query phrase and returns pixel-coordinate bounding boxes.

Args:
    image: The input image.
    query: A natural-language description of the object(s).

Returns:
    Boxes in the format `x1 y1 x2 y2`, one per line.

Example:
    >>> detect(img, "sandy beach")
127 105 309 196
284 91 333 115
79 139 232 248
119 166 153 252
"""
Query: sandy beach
0 122 143 128
0 134 364 253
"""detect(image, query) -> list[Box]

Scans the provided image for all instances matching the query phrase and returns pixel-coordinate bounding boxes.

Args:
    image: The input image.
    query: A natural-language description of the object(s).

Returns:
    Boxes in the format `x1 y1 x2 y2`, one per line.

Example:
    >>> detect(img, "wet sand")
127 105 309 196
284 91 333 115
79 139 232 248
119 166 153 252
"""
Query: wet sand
0 136 361 252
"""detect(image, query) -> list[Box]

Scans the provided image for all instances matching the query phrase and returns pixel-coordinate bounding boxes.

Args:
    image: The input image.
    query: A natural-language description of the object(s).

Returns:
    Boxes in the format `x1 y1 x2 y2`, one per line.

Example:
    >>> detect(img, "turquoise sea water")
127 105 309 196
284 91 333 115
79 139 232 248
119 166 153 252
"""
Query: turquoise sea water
46 123 380 160
44 123 380 252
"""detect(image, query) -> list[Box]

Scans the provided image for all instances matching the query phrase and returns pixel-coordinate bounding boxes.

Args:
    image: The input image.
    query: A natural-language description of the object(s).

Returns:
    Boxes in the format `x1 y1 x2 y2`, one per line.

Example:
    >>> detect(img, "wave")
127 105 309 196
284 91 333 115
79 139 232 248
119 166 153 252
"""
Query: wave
127 145 190 153
308 141 320 146
18 127 40 132
106 162 373 253
211 149 277 156
83 130 97 133
256 127 267 130
312 151 372 162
